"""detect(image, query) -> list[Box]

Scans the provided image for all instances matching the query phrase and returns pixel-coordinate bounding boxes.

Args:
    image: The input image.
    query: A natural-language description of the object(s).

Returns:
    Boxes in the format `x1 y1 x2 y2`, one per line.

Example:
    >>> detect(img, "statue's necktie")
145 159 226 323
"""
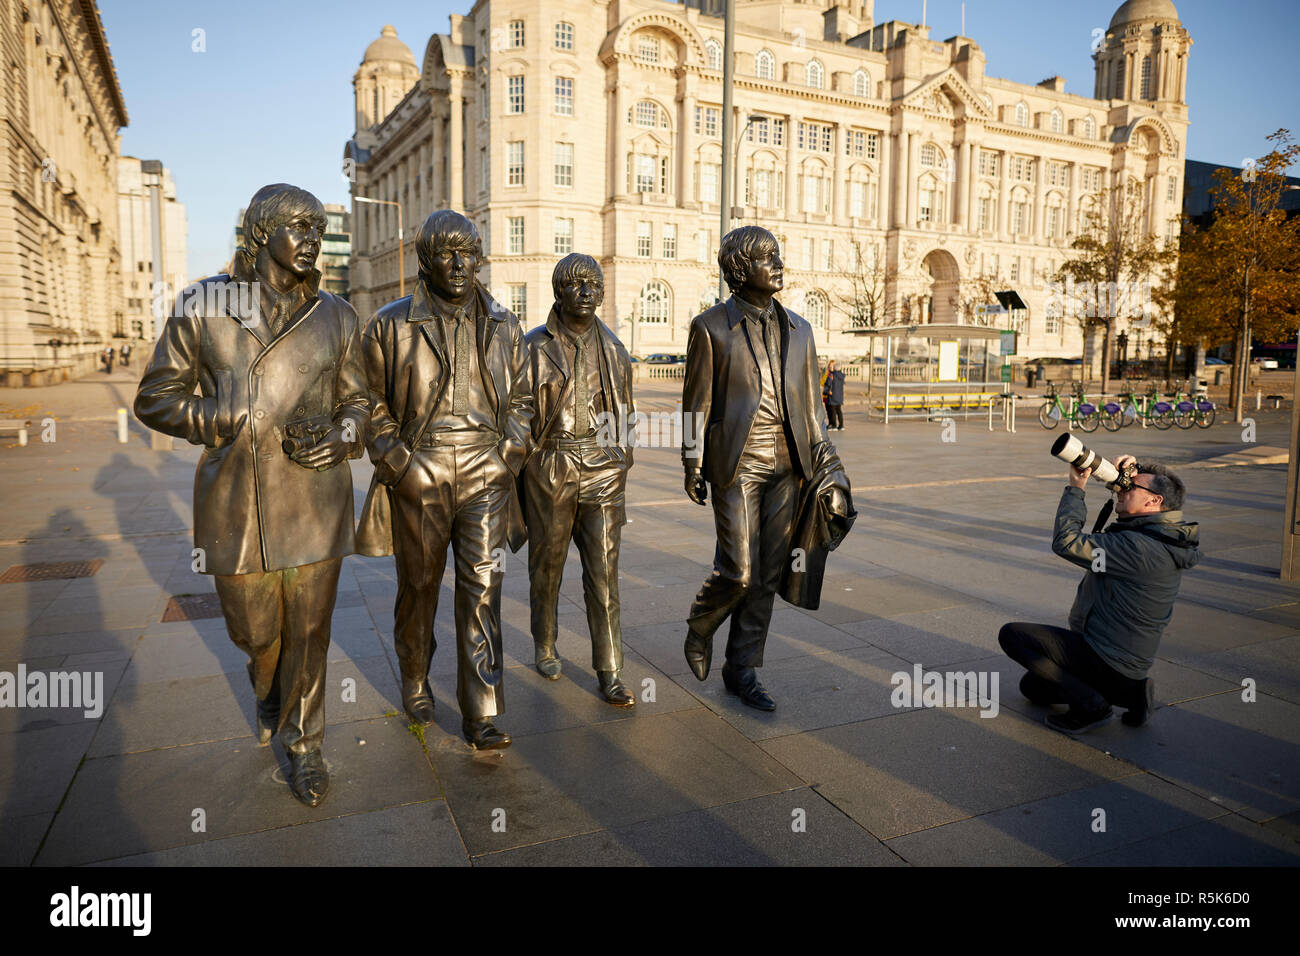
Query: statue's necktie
573 334 589 436
762 312 784 412
452 308 470 415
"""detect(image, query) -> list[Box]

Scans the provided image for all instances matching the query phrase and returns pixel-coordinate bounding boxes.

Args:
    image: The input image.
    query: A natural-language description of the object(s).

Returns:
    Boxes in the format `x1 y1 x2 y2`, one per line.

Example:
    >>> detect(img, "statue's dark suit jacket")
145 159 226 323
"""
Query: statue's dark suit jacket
680 296 826 487
355 280 532 555
135 269 368 575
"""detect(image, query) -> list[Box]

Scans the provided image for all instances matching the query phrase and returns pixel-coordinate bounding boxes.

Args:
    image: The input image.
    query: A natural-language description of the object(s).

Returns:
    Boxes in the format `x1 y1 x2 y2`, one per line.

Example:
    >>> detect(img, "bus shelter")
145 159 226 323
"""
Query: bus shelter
849 323 1015 424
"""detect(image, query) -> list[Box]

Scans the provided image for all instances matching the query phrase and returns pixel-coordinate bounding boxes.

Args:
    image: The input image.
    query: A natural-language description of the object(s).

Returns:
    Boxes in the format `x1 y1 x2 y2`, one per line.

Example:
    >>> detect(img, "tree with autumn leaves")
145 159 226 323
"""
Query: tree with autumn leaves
1158 130 1300 421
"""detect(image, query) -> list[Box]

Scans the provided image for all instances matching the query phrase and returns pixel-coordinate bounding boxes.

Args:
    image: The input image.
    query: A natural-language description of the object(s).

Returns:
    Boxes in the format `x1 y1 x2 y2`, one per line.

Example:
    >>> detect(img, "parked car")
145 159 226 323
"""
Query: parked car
1252 357 1280 370
1204 357 1228 366
644 353 682 364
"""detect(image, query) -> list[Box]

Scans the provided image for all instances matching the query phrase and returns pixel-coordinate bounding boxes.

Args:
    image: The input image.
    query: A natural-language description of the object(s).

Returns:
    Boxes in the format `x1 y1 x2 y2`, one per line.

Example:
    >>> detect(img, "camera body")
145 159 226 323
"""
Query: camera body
281 418 331 456
1050 435 1138 491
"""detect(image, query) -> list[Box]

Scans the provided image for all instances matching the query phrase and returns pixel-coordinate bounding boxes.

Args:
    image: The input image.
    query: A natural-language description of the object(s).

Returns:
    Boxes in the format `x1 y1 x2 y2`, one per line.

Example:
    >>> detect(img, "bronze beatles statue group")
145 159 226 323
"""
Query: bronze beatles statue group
136 184 854 808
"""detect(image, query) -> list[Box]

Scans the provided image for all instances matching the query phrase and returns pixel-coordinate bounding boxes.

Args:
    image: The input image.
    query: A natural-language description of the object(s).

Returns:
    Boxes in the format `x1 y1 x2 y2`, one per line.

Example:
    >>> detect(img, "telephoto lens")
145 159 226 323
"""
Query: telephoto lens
1050 434 1135 491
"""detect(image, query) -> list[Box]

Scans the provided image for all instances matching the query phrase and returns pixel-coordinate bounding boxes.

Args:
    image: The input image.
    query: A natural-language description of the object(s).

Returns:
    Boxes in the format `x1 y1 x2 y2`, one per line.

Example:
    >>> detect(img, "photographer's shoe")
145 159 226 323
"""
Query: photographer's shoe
1019 673 1065 706
1045 706 1113 736
1122 679 1155 727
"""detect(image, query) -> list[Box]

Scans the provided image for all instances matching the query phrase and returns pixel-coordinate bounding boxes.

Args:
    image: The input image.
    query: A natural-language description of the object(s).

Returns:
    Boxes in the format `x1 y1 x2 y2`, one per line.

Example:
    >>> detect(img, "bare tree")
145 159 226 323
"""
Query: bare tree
831 235 900 330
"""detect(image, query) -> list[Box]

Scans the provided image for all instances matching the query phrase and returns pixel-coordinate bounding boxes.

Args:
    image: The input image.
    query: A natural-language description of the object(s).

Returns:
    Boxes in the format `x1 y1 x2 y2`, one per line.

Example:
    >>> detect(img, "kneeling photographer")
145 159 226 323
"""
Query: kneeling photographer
999 447 1201 735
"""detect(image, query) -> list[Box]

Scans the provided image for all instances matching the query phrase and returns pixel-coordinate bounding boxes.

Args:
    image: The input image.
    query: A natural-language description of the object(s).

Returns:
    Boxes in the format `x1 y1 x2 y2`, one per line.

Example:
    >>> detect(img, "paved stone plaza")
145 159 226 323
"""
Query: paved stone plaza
1 370 1298 866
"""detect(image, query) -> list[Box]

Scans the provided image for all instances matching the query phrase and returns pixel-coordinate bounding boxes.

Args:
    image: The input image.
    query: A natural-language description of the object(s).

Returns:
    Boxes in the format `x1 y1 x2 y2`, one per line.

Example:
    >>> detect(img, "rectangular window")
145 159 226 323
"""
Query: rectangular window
554 22 573 50
700 163 718 203
695 105 720 138
797 121 833 153
821 239 833 271
634 154 655 193
554 77 573 116
637 35 659 63
979 150 999 177
509 20 525 48
1010 257 1020 282
754 170 770 208
850 181 865 218
553 217 573 255
802 237 814 270
1047 206 1059 238
636 221 652 258
1045 305 1060 336
479 148 488 193
747 117 770 145
507 141 524 186
554 142 573 187
507 76 524 114
663 223 676 259
1167 175 1176 202
1011 202 1024 235
507 216 524 255
919 187 933 223
773 119 785 147
509 284 527 322
803 175 819 213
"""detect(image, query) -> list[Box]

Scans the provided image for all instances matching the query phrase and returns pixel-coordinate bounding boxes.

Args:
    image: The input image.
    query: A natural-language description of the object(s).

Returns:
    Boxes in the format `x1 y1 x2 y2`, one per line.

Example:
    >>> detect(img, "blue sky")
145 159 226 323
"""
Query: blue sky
99 0 1299 281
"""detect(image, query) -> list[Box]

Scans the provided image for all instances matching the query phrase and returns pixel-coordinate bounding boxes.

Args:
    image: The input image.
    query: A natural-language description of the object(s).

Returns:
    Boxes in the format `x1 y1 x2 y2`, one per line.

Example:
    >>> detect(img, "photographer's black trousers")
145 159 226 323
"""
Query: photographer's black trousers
999 621 1145 714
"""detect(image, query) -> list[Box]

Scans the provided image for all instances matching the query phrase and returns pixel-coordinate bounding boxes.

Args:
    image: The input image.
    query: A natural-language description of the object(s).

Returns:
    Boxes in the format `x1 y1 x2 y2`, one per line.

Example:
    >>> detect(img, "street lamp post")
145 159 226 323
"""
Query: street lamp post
354 196 406 298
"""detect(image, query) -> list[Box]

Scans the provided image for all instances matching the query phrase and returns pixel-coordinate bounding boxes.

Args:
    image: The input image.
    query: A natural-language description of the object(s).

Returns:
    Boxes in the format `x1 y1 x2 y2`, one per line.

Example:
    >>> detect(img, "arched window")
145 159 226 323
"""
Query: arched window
805 290 827 328
806 59 824 89
705 38 722 71
1015 102 1028 127
640 280 671 324
1050 109 1063 133
554 21 574 50
1082 115 1095 139
755 49 775 80
631 100 669 129
853 69 869 97
1140 55 1153 99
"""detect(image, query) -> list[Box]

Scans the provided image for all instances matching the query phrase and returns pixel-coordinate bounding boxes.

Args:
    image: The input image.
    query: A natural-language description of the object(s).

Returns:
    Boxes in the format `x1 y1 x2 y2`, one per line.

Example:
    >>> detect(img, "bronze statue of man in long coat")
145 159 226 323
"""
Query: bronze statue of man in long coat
136 184 368 806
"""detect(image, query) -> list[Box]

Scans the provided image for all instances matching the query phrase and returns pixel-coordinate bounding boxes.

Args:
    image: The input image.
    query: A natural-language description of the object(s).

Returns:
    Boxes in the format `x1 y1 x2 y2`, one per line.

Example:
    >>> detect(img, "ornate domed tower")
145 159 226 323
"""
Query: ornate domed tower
1093 1 1191 110
353 25 420 133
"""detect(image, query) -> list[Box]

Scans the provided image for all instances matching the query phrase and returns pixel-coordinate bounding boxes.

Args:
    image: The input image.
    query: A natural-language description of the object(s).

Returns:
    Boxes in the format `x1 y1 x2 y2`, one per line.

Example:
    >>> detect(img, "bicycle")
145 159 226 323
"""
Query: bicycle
1169 386 1217 429
1038 382 1100 432
1115 386 1175 430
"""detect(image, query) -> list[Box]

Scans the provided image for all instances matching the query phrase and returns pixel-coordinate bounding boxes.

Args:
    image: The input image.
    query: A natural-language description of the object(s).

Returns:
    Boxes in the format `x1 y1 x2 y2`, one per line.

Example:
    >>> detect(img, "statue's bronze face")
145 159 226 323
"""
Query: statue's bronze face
743 248 784 296
557 272 603 321
426 246 478 301
264 214 322 278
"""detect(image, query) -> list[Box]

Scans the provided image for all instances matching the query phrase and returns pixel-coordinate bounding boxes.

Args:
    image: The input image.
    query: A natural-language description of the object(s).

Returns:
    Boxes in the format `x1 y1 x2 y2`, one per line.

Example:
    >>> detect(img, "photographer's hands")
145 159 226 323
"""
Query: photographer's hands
1068 463 1092 489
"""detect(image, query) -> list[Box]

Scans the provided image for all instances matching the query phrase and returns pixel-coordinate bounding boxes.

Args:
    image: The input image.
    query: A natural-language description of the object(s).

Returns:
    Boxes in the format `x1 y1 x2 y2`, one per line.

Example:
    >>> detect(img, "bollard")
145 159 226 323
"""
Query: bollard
117 407 128 444
18 424 28 446
1256 389 1262 411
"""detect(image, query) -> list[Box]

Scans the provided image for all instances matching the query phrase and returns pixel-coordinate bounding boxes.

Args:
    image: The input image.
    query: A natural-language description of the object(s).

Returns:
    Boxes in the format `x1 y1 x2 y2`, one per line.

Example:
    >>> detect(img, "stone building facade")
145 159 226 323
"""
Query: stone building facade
345 0 1191 366
0 0 128 384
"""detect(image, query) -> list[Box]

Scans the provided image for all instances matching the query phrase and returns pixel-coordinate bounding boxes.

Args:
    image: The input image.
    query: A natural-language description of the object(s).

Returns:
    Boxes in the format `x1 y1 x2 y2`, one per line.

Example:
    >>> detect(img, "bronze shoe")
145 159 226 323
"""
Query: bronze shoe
684 629 712 681
598 670 635 707
535 643 562 680
288 750 329 807
462 717 512 750
401 676 436 726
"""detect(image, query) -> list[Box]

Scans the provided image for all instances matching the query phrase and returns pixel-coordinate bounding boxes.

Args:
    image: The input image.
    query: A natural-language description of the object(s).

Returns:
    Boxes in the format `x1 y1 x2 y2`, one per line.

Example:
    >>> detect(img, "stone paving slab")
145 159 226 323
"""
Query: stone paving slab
424 708 803 857
761 705 1140 841
92 801 468 867
36 715 434 866
474 789 903 867
1089 691 1300 824
679 643 916 741
886 773 1231 866
1071 812 1300 866
88 654 399 757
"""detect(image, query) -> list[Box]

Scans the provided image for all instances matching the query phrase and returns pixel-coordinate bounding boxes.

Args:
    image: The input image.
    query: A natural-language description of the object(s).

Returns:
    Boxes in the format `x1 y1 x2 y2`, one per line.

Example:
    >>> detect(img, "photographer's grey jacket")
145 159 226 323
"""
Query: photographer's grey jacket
1052 486 1201 678
135 268 368 575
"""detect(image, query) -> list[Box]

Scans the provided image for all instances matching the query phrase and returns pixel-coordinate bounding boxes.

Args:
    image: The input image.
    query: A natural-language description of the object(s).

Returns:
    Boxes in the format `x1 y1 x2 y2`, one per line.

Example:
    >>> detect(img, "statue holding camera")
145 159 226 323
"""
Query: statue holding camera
999 441 1202 735
135 184 369 806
